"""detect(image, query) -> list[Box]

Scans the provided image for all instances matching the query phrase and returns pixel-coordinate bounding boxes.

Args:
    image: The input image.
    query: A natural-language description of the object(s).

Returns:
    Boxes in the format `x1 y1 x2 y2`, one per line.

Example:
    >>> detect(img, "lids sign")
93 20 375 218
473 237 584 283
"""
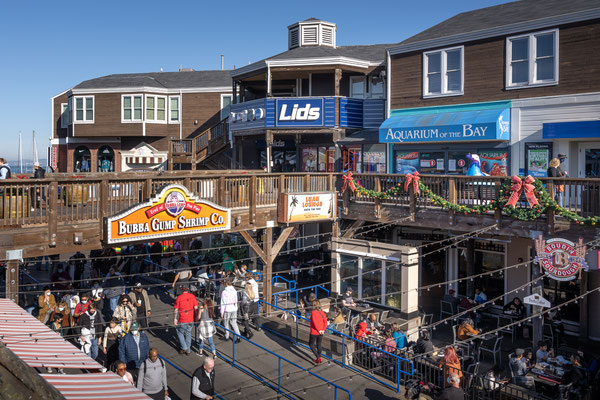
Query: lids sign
535 236 589 282
106 184 230 244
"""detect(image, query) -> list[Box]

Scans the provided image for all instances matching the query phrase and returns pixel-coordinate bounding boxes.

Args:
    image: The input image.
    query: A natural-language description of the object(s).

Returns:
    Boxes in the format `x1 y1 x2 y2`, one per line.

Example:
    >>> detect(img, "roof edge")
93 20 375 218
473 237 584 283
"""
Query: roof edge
388 7 600 56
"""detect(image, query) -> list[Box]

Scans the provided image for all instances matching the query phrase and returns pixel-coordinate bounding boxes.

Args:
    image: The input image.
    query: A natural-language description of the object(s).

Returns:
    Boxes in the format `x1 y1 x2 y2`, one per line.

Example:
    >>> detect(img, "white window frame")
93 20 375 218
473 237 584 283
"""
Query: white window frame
369 76 385 99
220 94 232 120
121 94 143 123
506 29 559 89
168 95 181 123
73 96 94 123
422 46 464 98
60 103 71 128
145 94 167 123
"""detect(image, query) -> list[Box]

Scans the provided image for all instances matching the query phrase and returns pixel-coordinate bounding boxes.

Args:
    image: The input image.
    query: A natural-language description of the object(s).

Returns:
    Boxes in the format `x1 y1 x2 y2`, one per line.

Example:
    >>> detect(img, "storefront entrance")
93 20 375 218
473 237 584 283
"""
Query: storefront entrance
579 142 600 178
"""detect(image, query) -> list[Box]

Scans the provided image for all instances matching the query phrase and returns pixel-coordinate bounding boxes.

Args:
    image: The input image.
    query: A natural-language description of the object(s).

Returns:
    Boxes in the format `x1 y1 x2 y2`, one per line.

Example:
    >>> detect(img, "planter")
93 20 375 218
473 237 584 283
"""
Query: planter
0 193 30 219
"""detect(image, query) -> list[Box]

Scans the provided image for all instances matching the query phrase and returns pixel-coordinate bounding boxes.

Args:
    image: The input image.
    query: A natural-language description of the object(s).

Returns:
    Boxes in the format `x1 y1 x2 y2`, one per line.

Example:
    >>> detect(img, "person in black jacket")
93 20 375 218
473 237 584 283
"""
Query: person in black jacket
547 158 565 207
414 330 434 355
78 303 105 361
561 354 588 397
191 357 215 399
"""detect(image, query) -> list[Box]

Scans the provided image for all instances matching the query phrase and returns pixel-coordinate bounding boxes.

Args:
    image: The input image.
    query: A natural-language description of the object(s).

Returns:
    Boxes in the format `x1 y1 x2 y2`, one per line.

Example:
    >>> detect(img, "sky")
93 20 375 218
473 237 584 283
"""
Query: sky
0 0 510 161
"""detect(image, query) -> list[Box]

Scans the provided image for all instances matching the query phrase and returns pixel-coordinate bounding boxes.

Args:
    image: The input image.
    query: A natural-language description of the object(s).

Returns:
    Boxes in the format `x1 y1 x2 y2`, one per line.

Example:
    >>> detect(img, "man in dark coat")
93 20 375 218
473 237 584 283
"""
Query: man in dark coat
78 303 105 360
118 321 150 371
191 357 215 399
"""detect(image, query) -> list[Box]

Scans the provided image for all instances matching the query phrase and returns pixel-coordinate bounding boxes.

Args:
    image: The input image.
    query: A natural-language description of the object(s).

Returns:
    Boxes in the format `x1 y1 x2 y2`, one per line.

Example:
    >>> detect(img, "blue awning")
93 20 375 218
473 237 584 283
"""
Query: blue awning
543 120 600 139
379 108 510 143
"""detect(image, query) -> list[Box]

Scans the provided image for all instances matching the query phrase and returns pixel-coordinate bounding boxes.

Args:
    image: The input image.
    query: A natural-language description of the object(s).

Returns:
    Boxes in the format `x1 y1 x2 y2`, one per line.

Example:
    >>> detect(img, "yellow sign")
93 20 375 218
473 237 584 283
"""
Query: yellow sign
278 192 336 223
105 184 230 244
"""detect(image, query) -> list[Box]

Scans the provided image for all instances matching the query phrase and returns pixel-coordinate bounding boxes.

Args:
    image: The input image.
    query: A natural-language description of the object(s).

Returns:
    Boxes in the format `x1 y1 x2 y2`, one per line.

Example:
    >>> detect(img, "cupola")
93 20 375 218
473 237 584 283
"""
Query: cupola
288 18 337 50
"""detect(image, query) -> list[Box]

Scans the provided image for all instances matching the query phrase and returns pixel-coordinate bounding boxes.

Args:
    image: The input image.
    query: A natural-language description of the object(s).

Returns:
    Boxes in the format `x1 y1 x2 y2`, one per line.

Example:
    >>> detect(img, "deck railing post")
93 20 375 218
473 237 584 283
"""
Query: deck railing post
249 175 257 224
144 178 153 199
409 181 416 221
99 179 109 236
303 174 310 192
48 181 58 247
494 179 502 229
374 177 381 219
217 177 226 205
448 177 456 226
546 180 555 234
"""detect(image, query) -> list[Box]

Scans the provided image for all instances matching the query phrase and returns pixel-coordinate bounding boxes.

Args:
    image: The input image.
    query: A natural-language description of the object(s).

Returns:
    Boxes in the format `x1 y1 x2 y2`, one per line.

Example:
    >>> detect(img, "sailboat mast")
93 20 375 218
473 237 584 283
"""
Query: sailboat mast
32 130 39 168
18 131 23 173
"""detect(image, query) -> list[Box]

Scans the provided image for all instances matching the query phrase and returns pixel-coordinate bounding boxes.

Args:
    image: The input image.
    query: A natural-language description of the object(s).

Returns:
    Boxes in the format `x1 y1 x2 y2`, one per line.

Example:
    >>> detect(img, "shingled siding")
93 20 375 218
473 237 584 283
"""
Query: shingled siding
53 93 69 139
390 21 600 109
70 91 227 139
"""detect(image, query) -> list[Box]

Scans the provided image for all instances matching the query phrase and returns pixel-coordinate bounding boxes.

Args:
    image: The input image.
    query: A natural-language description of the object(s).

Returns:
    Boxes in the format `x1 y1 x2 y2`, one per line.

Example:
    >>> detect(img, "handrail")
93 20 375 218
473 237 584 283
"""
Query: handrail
157 354 225 400
272 275 296 290
272 284 329 310
258 299 414 393
211 321 352 400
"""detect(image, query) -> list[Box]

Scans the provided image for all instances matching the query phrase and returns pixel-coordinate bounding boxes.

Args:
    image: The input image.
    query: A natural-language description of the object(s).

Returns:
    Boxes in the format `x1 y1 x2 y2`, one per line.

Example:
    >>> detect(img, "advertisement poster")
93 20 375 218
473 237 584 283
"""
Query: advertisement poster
479 150 508 176
302 147 317 172
106 185 230 244
525 143 552 177
394 152 419 174
278 192 336 223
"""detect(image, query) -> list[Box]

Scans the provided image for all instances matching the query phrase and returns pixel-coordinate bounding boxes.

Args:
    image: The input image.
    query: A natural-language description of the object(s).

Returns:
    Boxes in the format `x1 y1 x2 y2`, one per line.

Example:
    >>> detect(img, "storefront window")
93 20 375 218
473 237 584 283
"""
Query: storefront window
458 249 505 305
419 152 445 174
584 148 600 178
302 147 317 172
394 151 419 174
342 146 362 173
362 258 382 303
448 152 469 174
73 146 91 172
318 146 335 172
97 146 115 172
479 150 508 176
385 263 402 308
340 255 358 294
363 144 386 173
543 276 579 323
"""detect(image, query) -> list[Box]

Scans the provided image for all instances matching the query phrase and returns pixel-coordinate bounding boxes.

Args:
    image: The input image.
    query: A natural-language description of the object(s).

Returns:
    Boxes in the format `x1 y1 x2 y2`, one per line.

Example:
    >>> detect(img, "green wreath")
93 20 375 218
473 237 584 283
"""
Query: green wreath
350 175 599 227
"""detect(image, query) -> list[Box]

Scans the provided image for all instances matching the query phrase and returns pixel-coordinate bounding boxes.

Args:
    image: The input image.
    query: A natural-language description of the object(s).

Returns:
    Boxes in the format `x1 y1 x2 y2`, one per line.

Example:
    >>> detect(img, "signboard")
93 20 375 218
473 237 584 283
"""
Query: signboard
535 236 589 281
275 98 324 127
523 294 551 308
105 184 230 244
278 192 336 223
525 143 553 177
479 150 508 176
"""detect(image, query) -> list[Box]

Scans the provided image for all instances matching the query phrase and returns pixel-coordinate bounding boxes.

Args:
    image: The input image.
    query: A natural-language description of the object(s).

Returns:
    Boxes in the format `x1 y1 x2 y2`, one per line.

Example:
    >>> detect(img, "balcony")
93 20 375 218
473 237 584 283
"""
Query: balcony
229 96 385 133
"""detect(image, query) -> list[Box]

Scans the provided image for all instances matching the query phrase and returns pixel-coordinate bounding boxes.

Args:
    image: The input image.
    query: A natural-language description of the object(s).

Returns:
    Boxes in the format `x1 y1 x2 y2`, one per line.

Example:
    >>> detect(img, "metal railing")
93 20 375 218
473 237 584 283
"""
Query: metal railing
157 354 226 400
272 284 330 310
258 299 414 393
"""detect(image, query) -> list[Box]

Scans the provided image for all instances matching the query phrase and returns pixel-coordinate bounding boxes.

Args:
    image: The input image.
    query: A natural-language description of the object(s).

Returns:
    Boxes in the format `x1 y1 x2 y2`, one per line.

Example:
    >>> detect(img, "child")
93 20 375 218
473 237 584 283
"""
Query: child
79 327 93 356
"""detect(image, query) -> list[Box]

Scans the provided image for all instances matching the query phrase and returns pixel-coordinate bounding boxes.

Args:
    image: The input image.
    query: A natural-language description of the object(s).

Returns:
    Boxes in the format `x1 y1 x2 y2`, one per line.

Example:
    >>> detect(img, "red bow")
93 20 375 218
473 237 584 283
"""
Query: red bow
342 172 356 193
505 175 539 208
404 172 420 194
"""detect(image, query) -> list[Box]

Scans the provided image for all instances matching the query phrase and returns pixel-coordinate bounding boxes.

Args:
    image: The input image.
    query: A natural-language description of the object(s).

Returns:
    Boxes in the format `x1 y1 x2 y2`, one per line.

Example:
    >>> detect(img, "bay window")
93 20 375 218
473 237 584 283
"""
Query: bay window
145 95 167 122
506 29 558 88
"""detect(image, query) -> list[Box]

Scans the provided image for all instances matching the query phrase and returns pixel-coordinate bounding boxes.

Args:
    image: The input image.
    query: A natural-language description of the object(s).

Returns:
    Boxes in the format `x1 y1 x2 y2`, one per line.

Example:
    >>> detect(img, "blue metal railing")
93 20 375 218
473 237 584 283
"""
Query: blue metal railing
157 354 225 400
206 321 351 400
272 284 330 309
258 299 414 393
272 275 296 289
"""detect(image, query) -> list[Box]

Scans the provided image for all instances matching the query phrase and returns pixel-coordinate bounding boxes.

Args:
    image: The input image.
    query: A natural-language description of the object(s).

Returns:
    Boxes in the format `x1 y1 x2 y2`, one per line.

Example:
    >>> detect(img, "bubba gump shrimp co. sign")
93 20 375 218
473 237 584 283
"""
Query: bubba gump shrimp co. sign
535 236 589 282
105 184 230 244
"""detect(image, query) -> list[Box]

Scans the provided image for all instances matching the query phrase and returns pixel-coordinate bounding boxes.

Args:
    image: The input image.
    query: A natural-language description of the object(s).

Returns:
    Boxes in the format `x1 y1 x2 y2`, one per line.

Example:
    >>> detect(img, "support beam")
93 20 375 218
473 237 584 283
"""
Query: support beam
264 227 273 315
341 220 365 238
334 68 341 96
271 227 294 258
239 231 267 262
6 259 18 304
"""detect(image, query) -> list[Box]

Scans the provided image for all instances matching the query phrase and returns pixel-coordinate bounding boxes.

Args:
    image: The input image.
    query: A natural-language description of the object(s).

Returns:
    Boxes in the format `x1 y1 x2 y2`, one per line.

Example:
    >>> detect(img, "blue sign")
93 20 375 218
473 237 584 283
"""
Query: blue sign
275 98 324 127
543 120 600 139
379 108 510 143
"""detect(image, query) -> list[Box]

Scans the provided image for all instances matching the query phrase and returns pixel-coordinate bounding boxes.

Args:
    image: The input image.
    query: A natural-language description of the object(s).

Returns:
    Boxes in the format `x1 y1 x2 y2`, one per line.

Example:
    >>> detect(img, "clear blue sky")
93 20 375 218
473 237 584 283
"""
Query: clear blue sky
0 0 509 160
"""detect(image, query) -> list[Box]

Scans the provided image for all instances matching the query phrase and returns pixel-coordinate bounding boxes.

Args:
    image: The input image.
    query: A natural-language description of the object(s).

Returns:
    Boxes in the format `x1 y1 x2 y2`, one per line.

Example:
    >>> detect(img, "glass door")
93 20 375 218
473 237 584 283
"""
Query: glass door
579 143 600 178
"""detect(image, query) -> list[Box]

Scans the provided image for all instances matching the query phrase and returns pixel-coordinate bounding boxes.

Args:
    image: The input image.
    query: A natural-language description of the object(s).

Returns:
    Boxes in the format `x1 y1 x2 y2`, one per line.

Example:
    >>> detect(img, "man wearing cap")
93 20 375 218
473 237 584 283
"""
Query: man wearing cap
509 348 534 389
129 282 151 329
119 321 150 371
342 287 356 308
174 286 198 355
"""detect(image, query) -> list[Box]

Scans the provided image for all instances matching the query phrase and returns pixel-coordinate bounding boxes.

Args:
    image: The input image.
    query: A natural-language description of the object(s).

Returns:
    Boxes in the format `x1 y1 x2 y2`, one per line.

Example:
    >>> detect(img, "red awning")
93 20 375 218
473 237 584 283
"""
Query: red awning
0 298 102 369
41 373 151 400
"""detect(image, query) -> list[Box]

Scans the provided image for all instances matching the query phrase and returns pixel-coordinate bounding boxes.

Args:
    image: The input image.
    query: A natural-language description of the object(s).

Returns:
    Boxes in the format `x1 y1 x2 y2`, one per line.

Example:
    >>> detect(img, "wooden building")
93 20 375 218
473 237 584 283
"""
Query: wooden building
225 18 389 173
51 70 232 173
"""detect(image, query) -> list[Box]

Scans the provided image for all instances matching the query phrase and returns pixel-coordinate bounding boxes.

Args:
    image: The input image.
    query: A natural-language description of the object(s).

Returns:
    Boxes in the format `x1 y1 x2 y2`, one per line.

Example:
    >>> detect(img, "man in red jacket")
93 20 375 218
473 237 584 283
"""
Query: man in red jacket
309 299 327 364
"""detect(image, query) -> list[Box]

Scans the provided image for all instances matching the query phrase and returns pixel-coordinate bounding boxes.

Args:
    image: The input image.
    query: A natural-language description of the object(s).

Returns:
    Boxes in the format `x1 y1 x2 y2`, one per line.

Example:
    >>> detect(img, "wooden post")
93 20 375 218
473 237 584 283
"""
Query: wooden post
249 175 257 224
546 181 555 234
99 180 109 236
48 181 58 247
6 259 19 304
232 80 237 104
532 253 543 349
184 177 191 192
145 178 153 199
374 177 381 219
494 179 503 229
191 139 197 170
328 173 334 192
409 182 416 221
303 174 310 192
217 177 226 205
334 68 341 96
342 188 349 216
448 177 456 226
466 239 475 296
278 174 285 195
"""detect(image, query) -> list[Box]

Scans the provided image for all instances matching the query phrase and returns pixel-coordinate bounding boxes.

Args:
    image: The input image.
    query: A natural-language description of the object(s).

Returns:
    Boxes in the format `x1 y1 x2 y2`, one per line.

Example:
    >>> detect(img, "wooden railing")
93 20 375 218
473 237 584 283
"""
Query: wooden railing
1 172 598 230
192 117 230 163
170 139 193 156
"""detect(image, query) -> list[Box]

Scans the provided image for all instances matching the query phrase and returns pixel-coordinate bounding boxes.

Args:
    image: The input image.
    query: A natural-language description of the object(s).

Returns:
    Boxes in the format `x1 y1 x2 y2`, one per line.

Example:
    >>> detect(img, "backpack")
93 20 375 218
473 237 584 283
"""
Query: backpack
0 165 11 178
143 357 165 375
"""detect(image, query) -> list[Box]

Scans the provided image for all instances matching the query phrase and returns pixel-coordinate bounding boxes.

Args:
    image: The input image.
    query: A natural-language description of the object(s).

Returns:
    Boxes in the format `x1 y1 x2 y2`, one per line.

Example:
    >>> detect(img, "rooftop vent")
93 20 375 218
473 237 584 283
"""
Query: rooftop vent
288 18 337 50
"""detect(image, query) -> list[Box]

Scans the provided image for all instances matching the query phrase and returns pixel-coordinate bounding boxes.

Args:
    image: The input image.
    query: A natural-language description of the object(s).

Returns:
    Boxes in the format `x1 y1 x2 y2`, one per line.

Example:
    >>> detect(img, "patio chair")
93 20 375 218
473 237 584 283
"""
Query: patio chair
543 323 555 349
453 325 473 356
379 310 390 323
421 313 433 337
349 315 359 330
479 336 503 366
497 315 516 342
440 300 454 320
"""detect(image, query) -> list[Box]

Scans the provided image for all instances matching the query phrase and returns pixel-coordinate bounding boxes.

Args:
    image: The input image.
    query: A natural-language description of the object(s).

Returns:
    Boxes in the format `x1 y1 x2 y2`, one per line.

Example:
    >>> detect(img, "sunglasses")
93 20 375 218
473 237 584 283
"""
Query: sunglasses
117 367 126 371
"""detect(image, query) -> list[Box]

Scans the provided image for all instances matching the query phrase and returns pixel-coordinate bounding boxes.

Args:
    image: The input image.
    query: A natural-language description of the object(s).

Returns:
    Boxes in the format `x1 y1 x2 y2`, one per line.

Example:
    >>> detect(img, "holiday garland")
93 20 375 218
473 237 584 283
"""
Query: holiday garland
346 173 600 227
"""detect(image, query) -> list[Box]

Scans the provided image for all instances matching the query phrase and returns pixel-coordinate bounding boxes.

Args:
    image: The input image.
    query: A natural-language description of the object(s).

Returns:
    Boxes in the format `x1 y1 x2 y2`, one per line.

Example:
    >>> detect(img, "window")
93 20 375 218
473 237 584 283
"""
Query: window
507 30 558 88
122 95 142 122
73 146 91 172
145 95 167 122
423 46 463 97
60 103 71 128
97 146 115 172
169 96 180 122
369 76 384 98
221 94 232 120
350 77 365 98
74 96 94 123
